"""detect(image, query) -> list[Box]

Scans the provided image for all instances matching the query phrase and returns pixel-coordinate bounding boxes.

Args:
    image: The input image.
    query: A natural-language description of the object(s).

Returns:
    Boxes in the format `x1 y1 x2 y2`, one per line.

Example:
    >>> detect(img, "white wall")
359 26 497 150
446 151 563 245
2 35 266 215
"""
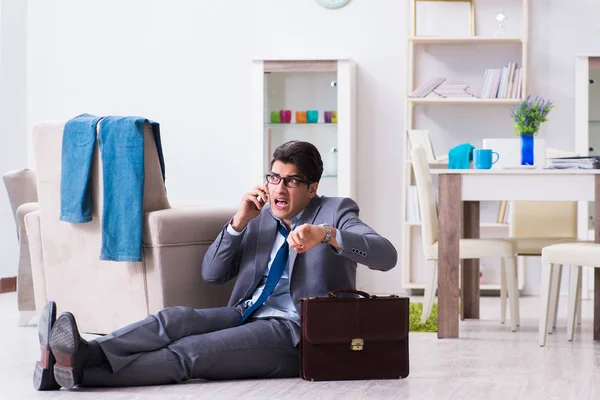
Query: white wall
0 0 27 278
520 0 600 295
23 0 600 294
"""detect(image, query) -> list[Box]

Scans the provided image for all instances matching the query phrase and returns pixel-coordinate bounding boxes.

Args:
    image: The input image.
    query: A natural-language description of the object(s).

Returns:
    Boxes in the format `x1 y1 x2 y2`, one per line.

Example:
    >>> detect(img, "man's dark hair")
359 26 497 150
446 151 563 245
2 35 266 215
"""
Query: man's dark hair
270 141 323 183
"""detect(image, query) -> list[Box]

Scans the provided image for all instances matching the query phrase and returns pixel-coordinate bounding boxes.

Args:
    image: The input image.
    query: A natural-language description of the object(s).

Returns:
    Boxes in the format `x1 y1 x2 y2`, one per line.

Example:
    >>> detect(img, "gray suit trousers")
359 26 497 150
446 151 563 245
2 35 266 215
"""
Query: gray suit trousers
81 306 300 386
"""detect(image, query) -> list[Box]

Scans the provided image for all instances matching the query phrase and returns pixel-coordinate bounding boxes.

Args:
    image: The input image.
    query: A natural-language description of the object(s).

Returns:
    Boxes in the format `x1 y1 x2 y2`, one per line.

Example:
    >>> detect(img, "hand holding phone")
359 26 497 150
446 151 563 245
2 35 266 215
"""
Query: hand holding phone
232 184 268 231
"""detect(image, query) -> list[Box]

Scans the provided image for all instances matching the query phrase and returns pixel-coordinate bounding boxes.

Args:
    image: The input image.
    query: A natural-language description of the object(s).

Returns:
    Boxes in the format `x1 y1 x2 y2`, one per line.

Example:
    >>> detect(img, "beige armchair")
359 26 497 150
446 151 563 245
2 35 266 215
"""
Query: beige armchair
26 120 236 334
2 168 39 326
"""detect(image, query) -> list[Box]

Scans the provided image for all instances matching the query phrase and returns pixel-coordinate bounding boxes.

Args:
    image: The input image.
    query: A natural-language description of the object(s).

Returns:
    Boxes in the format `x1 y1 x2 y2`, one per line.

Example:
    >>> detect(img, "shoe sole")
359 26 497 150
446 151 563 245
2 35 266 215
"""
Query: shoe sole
33 301 60 391
50 312 81 389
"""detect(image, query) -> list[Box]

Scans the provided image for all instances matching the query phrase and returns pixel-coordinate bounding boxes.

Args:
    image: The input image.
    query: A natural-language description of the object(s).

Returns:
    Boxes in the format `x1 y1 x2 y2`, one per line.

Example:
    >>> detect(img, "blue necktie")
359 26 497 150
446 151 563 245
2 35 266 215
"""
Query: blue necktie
241 223 289 323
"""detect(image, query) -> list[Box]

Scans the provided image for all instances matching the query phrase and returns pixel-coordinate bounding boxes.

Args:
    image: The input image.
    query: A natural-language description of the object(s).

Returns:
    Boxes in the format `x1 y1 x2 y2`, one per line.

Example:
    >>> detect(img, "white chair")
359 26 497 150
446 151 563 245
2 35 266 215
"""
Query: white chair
502 149 581 330
538 242 599 346
411 145 520 331
408 129 448 164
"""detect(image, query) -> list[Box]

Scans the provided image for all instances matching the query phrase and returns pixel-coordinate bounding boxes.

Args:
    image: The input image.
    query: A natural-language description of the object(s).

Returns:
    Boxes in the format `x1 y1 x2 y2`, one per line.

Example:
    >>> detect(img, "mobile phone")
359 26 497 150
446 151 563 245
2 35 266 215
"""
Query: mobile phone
255 193 267 210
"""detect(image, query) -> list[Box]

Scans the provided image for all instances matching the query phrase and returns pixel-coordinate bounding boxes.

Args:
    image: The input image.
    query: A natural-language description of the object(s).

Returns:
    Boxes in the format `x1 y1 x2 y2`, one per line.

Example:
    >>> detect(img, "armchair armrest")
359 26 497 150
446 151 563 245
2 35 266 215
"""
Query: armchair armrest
3 169 38 230
24 210 48 314
17 202 40 237
142 206 237 313
143 206 237 246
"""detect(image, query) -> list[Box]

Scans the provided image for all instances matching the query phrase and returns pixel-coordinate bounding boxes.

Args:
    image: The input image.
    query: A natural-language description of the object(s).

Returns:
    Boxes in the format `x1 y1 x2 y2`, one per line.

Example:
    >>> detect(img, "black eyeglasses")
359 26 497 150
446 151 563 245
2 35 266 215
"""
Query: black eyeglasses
266 173 310 188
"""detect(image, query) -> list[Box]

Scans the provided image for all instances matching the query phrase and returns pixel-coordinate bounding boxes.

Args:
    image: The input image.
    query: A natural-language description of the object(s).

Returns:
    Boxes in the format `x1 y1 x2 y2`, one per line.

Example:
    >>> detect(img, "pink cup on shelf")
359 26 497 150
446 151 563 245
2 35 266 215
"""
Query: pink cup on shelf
280 110 291 123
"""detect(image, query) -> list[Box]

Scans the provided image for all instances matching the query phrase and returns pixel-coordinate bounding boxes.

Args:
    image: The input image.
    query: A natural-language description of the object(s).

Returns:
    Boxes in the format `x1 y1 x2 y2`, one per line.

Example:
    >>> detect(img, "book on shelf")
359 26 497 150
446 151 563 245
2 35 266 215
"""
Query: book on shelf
546 156 600 169
411 62 523 100
497 200 509 224
496 200 512 225
477 62 523 99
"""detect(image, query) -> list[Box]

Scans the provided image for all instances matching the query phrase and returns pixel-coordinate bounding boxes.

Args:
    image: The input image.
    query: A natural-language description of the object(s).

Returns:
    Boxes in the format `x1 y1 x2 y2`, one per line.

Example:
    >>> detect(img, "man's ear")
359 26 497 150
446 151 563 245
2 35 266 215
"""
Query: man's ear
308 182 319 198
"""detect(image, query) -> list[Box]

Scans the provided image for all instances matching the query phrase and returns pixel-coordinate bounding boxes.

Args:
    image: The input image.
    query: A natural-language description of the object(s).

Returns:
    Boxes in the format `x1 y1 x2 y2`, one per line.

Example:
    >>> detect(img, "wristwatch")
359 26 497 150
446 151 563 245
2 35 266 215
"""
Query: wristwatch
319 223 332 243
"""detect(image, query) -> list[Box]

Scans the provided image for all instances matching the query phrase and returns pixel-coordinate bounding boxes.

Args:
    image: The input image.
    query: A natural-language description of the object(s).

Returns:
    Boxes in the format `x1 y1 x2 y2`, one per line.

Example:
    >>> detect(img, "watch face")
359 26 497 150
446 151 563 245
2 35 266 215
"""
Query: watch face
317 0 351 9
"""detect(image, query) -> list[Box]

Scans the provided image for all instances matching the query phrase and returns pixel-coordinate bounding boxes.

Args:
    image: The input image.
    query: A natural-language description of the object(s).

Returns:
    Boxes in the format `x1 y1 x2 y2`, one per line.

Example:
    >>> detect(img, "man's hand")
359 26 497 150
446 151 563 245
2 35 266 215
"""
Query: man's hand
287 223 338 253
231 184 268 232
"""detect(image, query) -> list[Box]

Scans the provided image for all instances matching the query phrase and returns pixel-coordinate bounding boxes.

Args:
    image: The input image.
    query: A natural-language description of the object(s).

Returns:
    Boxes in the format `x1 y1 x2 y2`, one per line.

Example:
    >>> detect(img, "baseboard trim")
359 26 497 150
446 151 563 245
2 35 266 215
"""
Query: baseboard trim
0 277 17 293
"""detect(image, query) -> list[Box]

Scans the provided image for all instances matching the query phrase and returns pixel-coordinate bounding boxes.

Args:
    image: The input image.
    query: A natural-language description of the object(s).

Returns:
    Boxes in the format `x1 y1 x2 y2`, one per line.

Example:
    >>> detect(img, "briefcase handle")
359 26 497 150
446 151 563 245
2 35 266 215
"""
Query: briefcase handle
328 289 371 299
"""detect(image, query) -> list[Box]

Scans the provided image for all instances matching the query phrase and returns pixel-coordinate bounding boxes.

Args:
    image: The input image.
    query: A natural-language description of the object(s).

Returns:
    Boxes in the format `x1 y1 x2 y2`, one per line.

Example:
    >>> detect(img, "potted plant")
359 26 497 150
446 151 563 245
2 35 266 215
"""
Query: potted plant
510 96 555 165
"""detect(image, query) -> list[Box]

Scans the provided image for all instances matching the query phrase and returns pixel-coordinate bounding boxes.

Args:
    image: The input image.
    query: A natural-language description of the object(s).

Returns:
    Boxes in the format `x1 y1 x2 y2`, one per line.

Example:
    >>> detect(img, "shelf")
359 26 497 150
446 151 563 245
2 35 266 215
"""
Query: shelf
408 98 521 105
409 36 523 45
402 282 502 291
321 174 337 178
406 221 508 228
265 123 337 126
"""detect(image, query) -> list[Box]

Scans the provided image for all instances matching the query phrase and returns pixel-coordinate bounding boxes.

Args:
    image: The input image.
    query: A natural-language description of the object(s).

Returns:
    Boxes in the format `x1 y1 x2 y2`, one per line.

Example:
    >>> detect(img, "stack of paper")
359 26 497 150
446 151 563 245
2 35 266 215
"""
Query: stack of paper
410 77 446 98
546 156 600 169
431 83 474 98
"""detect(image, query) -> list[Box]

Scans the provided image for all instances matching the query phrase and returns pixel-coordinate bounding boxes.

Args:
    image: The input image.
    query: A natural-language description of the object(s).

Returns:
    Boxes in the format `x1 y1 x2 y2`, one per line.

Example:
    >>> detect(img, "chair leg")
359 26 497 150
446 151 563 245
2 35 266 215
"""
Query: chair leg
18 310 36 327
500 261 507 324
554 265 564 329
421 259 438 325
503 257 519 332
576 277 582 326
513 259 521 327
539 263 555 347
567 265 582 341
459 261 465 321
546 264 562 334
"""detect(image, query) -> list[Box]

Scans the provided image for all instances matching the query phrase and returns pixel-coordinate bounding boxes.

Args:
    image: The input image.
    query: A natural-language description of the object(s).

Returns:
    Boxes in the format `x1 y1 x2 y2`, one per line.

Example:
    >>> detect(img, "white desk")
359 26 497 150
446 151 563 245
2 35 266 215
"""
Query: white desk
431 169 600 339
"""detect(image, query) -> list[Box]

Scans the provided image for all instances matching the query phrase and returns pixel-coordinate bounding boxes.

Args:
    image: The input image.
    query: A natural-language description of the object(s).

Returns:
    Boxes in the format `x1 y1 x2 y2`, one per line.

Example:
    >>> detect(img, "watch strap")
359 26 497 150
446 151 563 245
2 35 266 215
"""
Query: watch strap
319 223 332 243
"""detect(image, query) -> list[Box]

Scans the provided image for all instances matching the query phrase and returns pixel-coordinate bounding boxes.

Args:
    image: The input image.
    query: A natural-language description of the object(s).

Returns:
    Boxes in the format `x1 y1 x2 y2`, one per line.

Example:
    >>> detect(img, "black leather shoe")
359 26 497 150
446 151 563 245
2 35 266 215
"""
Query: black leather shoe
49 312 87 389
33 301 60 391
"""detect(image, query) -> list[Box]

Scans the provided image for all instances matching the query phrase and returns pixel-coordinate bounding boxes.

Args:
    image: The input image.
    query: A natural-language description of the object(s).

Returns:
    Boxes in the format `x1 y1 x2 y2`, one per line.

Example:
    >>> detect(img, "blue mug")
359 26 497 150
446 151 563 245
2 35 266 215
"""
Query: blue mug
473 149 499 169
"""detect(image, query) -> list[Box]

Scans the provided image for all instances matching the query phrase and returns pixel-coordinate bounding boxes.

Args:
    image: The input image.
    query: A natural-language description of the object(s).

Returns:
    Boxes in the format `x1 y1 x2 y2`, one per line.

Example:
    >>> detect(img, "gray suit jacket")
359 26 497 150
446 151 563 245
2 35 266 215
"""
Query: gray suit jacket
202 196 398 313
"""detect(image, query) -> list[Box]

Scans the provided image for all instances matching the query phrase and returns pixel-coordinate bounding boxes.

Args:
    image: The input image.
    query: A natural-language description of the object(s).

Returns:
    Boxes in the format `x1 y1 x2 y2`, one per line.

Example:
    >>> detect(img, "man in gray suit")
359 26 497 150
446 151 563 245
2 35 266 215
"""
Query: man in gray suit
34 141 398 390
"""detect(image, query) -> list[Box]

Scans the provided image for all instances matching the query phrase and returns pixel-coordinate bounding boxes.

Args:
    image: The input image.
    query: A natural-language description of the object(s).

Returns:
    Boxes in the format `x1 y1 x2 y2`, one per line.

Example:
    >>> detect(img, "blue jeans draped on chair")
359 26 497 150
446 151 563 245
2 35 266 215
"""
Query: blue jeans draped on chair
60 114 166 262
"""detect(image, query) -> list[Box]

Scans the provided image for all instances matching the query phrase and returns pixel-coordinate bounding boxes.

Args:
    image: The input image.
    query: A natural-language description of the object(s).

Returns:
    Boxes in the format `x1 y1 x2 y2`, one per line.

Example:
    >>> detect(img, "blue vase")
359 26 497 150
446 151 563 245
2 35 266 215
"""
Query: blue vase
520 134 534 166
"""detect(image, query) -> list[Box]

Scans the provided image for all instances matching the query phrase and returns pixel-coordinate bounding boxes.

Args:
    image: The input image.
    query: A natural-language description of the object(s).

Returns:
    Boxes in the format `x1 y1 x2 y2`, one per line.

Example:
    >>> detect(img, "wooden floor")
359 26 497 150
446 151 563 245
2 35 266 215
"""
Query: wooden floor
1 292 599 400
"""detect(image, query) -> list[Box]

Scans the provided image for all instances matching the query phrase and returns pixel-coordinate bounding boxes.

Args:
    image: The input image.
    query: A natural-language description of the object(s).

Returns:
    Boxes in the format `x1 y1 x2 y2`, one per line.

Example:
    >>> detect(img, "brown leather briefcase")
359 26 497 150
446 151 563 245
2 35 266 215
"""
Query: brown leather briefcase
299 289 409 381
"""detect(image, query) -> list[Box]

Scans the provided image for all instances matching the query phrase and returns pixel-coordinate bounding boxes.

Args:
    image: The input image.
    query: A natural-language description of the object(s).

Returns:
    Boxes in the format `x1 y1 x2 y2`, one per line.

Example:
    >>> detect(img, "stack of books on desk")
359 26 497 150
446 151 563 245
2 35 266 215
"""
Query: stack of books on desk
546 156 600 169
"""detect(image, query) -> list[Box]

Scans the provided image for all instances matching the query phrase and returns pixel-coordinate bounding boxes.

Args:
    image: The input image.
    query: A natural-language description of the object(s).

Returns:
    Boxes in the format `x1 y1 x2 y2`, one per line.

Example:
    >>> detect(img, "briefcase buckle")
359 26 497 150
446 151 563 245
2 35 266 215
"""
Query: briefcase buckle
351 338 364 351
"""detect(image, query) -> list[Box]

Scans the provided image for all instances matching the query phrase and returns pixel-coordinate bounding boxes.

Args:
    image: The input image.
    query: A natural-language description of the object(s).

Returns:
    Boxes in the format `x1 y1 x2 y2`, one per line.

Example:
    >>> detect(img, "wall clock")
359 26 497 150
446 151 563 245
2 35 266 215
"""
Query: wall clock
317 0 351 9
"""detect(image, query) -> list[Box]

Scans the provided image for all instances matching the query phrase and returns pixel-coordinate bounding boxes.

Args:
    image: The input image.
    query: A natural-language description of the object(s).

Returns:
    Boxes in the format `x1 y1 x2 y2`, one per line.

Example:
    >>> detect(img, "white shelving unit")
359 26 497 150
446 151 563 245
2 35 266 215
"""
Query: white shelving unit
402 0 529 291
251 59 357 199
574 55 600 300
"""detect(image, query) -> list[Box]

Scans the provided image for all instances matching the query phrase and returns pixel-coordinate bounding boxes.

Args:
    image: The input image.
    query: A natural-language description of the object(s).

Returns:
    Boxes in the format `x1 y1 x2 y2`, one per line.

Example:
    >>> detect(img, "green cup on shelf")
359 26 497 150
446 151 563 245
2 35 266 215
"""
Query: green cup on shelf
307 110 318 123
270 111 280 123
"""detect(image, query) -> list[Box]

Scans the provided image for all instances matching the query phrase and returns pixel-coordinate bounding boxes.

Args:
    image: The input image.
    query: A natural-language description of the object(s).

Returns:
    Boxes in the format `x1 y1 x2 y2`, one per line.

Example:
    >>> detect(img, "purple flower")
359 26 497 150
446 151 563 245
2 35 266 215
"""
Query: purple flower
510 95 555 136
